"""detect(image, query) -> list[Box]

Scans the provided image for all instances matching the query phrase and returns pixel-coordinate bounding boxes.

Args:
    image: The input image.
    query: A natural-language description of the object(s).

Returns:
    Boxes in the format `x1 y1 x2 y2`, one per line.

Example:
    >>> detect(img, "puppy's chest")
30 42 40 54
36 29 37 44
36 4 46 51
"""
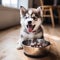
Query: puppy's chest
28 33 35 39
22 32 35 39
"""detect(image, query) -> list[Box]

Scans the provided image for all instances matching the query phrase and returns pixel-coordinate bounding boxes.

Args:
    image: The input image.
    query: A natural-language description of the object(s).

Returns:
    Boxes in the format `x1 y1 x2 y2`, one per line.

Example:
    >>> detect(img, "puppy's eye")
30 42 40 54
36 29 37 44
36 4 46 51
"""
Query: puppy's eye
32 17 37 21
32 17 36 20
25 17 28 19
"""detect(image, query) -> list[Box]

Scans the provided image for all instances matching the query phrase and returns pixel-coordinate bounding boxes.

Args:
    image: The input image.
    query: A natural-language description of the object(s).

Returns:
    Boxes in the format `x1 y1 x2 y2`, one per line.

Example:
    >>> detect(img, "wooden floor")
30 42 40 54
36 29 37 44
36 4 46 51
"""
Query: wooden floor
0 25 60 60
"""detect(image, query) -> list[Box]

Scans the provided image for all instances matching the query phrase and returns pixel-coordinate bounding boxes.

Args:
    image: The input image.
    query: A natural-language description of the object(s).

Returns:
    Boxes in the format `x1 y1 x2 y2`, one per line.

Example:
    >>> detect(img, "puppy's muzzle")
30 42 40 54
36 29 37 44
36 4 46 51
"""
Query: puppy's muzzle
27 21 35 32
27 24 35 32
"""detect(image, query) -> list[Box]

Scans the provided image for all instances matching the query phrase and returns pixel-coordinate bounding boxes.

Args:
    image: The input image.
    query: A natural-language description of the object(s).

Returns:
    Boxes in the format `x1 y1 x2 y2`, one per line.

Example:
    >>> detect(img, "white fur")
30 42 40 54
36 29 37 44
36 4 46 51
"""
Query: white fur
37 7 43 17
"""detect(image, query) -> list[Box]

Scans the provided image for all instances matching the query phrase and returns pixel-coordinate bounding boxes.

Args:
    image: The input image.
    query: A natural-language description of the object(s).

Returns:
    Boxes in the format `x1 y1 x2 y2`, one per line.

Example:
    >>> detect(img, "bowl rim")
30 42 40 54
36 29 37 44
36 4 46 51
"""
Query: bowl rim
22 40 51 48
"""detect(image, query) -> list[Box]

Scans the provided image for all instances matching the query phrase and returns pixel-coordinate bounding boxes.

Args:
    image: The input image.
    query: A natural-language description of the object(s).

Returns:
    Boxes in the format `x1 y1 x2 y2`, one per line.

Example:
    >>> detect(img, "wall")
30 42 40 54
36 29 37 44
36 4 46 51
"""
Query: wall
33 0 40 8
28 0 33 8
0 5 20 30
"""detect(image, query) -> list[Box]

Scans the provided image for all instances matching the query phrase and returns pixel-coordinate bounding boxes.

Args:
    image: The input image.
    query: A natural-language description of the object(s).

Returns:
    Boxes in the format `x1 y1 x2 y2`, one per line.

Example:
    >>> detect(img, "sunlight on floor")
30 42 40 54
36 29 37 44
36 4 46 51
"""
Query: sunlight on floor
44 33 60 41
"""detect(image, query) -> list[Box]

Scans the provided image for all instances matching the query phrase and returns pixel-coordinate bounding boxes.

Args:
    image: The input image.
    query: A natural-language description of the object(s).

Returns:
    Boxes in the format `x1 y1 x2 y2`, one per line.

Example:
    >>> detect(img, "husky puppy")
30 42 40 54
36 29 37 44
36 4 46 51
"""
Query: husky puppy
17 6 44 49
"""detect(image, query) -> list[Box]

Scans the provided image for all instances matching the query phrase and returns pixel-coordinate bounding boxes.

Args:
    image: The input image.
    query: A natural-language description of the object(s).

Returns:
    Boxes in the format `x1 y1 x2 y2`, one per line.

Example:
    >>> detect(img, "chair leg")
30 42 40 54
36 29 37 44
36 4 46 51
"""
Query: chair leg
57 8 60 24
50 8 55 27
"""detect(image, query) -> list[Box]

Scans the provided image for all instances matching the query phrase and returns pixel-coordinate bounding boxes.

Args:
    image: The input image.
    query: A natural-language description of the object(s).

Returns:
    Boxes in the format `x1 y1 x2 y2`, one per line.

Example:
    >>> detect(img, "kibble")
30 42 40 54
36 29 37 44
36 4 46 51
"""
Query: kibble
27 39 50 48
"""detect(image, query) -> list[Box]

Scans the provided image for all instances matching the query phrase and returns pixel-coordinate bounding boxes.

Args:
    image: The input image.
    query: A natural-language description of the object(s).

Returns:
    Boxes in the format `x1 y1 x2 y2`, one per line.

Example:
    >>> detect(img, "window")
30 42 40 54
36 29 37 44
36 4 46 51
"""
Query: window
2 0 18 8
2 0 32 9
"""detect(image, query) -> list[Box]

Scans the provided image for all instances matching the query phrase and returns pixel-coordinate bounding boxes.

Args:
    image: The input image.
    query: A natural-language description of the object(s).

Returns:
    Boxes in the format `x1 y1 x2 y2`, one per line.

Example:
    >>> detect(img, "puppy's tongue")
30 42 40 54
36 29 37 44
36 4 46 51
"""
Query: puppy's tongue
28 26 32 32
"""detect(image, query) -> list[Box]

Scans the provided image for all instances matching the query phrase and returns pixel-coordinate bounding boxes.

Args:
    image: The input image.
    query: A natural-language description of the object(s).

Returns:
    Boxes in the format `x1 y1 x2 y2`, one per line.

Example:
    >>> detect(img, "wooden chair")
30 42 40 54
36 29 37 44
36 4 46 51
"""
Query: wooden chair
40 0 55 27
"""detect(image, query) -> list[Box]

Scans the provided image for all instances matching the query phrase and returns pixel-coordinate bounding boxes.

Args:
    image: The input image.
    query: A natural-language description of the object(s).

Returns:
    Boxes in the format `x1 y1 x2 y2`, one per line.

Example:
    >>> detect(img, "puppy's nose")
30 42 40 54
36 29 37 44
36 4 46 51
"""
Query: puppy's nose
28 21 32 24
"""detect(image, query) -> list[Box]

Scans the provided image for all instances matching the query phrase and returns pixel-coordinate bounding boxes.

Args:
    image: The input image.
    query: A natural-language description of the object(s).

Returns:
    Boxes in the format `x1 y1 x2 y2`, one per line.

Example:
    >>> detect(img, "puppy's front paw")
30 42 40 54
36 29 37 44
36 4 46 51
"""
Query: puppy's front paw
16 44 23 50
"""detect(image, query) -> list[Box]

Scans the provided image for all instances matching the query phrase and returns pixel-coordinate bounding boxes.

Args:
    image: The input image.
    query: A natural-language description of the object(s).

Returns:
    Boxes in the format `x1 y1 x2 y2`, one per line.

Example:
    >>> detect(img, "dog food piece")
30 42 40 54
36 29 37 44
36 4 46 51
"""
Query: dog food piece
30 43 35 47
31 42 36 47
27 39 50 48
30 41 42 47
30 40 50 48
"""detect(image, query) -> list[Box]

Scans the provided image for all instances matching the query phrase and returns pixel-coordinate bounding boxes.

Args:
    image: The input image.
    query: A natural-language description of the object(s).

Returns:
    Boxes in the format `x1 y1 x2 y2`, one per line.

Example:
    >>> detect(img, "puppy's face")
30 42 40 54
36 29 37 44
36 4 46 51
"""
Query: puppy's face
20 6 43 32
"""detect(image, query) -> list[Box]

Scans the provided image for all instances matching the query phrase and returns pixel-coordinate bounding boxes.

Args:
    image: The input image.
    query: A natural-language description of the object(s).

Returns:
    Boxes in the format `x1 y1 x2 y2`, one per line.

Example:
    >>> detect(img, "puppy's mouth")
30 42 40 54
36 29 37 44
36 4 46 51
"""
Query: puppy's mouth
27 25 35 32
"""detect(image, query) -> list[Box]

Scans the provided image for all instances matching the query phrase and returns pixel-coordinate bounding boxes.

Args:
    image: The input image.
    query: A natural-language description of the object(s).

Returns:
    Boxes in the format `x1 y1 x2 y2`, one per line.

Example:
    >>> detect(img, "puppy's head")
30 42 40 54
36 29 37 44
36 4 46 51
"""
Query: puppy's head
20 6 43 32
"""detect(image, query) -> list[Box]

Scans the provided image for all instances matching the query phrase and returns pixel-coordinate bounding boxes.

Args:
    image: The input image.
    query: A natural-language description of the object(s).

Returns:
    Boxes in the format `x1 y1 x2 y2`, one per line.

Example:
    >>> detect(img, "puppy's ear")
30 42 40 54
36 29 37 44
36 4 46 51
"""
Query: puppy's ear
20 6 27 17
37 7 43 17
